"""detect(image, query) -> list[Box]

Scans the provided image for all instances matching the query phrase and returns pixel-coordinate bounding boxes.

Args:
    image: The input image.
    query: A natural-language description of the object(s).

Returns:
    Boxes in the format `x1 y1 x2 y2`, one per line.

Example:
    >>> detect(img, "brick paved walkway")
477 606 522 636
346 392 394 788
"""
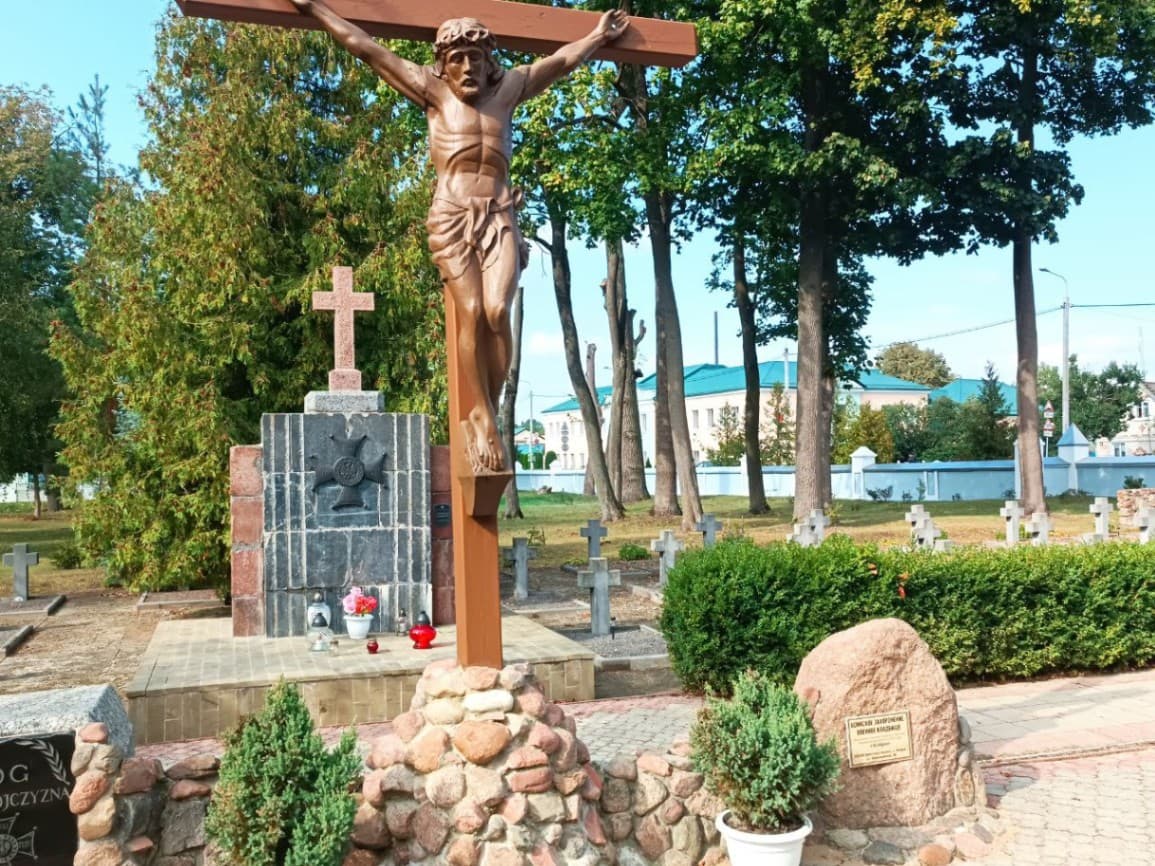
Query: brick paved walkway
981 747 1155 865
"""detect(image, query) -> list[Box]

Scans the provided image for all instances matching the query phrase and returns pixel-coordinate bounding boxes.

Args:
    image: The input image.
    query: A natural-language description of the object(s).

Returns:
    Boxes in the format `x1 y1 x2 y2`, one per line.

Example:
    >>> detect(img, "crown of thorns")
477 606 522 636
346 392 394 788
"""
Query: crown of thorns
434 18 498 58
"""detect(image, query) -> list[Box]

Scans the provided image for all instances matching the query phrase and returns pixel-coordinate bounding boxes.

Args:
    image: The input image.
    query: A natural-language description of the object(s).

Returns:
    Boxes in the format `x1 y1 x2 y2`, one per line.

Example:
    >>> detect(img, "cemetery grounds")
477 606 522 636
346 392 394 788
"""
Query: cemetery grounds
0 492 1126 699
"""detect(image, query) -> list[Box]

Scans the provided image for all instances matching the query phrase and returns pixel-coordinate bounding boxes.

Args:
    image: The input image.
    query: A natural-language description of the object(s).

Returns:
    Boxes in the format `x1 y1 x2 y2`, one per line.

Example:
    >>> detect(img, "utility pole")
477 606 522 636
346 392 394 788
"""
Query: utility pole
1039 268 1070 434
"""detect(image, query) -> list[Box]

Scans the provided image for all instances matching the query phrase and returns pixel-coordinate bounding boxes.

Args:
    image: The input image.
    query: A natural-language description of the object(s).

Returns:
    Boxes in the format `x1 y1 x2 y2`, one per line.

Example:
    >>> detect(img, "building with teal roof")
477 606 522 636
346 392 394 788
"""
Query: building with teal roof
539 358 931 468
929 378 1018 416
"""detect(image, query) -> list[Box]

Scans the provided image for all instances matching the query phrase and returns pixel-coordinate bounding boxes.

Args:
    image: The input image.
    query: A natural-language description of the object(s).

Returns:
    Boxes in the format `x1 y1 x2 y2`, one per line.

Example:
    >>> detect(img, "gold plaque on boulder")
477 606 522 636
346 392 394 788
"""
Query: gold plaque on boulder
844 710 913 768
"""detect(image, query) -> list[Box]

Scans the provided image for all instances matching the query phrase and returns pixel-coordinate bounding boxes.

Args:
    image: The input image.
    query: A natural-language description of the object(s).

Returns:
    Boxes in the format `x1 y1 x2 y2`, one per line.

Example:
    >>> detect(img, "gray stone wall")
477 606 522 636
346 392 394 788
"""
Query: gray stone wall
261 412 431 637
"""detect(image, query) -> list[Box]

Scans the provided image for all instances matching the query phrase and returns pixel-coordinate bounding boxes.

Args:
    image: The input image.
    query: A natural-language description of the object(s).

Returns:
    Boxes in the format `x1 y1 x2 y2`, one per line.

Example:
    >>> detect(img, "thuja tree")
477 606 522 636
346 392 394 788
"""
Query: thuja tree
53 14 444 590
205 680 360 866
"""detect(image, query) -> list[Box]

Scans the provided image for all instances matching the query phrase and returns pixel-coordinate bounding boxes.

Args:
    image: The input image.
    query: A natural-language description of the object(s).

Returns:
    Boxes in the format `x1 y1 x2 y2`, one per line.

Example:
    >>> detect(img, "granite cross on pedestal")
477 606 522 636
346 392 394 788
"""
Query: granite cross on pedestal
577 557 620 636
580 518 608 560
3 543 39 601
1136 505 1153 544
1026 511 1052 546
651 530 684 587
999 500 1025 547
312 266 375 392
695 513 723 548
502 537 537 602
904 504 927 530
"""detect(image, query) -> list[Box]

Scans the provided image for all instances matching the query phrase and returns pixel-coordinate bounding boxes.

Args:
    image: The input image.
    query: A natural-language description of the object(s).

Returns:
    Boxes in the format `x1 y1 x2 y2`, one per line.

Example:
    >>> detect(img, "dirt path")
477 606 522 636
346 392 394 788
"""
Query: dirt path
0 590 225 696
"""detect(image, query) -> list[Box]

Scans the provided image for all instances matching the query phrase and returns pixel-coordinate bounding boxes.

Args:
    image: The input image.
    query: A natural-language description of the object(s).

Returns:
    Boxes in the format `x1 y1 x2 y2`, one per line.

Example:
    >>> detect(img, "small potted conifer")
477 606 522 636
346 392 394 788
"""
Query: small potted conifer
691 670 841 866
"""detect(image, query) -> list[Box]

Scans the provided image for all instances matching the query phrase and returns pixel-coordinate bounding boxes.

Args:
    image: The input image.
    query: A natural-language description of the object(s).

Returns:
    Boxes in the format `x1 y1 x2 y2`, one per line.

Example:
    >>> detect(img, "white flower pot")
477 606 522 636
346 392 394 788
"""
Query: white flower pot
715 811 812 866
345 614 373 640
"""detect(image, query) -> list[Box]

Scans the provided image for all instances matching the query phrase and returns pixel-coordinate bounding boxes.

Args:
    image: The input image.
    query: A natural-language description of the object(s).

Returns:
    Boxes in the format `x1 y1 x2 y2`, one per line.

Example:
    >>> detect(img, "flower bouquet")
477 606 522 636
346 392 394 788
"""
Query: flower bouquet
342 587 378 638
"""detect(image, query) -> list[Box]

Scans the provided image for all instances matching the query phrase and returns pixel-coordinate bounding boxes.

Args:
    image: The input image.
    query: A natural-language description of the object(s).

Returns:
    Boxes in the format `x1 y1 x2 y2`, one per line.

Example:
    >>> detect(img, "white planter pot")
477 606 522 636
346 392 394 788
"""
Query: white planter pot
715 811 812 866
345 614 373 640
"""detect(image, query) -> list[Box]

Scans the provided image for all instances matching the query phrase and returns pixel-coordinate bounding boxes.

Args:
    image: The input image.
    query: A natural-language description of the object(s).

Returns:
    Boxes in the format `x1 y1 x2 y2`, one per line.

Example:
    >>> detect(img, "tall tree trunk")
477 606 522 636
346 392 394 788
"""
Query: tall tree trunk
620 313 650 503
794 57 829 521
819 367 835 509
1014 47 1045 515
604 245 625 496
544 205 624 520
501 284 524 519
733 235 767 514
31 472 42 520
646 188 703 530
604 240 649 503
582 342 600 496
818 247 839 509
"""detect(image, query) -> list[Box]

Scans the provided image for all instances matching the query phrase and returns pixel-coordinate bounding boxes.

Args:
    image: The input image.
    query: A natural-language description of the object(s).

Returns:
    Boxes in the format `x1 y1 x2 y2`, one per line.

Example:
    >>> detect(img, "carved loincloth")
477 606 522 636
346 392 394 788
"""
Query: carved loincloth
426 191 529 281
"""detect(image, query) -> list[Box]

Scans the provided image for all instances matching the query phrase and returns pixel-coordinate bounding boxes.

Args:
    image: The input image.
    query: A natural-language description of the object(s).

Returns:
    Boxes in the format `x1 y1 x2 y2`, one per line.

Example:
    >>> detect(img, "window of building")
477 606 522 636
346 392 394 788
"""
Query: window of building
1143 402 1151 418
692 410 699 429
706 408 714 427
1115 442 1128 457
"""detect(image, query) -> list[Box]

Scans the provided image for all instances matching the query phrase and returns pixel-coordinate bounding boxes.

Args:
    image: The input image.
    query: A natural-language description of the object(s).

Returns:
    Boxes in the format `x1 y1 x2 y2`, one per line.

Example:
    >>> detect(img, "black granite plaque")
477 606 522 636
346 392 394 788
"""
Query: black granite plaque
0 733 76 866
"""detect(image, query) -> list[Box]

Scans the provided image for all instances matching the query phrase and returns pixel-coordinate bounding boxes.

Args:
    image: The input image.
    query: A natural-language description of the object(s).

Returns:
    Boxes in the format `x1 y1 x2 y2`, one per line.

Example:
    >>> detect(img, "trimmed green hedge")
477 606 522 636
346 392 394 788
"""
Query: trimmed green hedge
659 536 1155 694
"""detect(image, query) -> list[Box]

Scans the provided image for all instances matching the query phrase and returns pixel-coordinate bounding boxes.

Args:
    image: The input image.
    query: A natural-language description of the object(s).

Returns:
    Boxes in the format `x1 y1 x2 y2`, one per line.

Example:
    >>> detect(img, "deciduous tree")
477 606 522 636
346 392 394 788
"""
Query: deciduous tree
876 342 953 388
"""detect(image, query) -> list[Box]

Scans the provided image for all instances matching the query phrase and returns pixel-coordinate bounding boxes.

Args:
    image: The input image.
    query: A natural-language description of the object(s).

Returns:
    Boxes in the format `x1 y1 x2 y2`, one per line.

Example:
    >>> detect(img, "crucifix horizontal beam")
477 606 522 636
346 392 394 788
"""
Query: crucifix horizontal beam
175 0 698 67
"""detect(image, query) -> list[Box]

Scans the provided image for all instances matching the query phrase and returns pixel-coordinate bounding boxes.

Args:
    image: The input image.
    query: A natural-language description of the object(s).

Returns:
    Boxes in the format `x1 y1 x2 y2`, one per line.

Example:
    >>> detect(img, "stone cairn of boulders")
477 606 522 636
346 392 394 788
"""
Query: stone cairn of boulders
75 662 734 866
1116 486 1155 518
70 722 219 866
352 659 726 866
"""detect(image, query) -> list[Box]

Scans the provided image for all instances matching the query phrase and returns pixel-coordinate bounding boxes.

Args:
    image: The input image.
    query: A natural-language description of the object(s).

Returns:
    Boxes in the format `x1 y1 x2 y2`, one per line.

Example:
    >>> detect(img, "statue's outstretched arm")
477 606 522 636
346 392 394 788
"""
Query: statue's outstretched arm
517 9 629 102
290 0 431 107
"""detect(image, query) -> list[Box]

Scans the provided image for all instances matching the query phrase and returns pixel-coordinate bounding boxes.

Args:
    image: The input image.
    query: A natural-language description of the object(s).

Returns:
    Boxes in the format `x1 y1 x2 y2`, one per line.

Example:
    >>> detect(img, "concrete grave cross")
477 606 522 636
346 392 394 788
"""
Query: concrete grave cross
312 266 375 392
806 509 831 543
910 511 941 549
502 536 538 602
577 557 621 636
580 518 608 560
904 504 927 528
1026 511 1052 546
999 500 1025 547
1090 497 1113 542
651 530 684 587
3 543 39 601
695 513 723 548
1135 505 1153 544
789 522 816 547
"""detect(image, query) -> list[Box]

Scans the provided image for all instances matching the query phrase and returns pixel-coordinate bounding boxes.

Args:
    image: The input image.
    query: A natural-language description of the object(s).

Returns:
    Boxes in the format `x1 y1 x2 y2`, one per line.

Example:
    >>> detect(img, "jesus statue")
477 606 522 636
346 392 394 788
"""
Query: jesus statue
288 0 630 474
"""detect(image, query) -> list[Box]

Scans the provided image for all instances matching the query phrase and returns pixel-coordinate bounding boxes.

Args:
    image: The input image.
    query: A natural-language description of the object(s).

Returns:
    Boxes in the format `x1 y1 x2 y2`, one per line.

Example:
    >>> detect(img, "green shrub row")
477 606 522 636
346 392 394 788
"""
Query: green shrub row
659 536 1155 695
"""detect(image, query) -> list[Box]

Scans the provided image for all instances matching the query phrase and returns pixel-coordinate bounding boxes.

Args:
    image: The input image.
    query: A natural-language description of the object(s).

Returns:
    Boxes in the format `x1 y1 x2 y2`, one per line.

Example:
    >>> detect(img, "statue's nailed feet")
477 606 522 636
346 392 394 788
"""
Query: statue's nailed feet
462 408 507 474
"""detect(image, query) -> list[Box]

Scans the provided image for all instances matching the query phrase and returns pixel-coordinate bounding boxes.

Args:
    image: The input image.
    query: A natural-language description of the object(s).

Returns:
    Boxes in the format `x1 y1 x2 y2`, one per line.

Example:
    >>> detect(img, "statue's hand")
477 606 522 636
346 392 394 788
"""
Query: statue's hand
596 9 629 42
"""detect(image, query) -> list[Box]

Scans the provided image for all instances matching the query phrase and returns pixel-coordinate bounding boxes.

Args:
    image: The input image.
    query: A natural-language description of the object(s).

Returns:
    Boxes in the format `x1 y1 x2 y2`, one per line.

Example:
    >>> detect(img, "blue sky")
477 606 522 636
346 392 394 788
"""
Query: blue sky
5 1 1154 422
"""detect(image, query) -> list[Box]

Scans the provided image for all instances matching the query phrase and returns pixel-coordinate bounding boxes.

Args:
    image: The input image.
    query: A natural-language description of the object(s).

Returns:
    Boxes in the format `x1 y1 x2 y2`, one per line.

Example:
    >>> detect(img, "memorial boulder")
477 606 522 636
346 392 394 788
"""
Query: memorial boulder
794 619 959 828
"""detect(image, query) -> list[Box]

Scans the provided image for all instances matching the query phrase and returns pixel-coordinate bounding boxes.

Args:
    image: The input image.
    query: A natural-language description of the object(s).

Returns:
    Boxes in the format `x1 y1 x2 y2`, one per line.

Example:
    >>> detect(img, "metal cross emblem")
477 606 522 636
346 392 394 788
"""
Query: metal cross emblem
0 815 36 866
310 431 387 509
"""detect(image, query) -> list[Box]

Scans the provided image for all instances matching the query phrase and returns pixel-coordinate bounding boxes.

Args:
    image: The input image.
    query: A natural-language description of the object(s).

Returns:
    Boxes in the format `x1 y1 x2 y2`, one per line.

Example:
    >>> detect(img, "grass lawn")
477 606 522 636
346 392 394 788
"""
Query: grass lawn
0 492 1133 588
0 505 105 594
497 491 1130 568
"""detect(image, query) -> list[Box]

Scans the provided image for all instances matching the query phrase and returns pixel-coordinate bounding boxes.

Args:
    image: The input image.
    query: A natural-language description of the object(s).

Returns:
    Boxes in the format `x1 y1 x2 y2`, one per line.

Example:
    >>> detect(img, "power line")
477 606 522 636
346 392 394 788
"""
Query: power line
1072 303 1155 309
872 305 1062 349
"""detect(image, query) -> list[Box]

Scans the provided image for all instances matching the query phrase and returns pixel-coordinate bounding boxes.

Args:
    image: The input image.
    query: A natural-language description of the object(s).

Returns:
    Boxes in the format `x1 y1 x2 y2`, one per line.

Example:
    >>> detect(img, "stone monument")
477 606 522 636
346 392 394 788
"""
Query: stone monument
794 619 978 829
230 268 432 638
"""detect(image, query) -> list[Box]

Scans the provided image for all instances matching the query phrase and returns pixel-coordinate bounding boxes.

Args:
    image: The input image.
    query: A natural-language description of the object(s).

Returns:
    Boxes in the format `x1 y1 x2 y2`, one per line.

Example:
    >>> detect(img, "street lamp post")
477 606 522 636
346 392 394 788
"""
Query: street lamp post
1039 267 1070 434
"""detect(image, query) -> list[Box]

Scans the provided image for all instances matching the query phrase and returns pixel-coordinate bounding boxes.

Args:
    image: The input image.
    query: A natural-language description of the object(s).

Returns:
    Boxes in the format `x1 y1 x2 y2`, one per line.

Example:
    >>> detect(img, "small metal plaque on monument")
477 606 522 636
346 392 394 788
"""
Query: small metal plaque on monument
0 733 77 866
844 710 914 768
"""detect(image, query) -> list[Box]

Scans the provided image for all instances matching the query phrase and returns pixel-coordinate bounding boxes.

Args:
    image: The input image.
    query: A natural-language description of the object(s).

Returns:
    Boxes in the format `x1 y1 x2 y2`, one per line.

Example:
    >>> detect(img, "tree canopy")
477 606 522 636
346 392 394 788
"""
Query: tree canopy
876 342 953 388
53 16 445 590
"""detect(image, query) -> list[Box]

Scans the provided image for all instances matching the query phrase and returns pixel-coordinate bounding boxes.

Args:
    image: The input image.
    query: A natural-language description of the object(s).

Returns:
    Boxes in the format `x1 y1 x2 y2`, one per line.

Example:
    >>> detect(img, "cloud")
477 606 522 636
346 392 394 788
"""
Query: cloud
526 331 565 356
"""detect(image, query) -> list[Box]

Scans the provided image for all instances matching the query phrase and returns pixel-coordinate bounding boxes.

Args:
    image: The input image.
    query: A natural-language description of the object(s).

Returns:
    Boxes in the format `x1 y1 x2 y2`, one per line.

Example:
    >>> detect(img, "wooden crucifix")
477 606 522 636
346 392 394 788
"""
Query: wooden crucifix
177 0 697 669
